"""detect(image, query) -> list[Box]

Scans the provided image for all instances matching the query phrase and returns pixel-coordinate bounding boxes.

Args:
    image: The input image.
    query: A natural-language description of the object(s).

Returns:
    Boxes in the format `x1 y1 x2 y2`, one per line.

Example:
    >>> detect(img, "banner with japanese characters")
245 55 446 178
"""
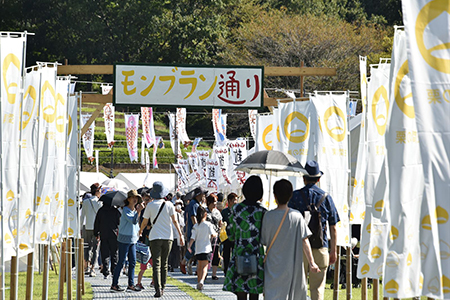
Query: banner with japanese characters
351 57 368 225
153 137 162 169
66 94 79 238
255 114 275 151
81 114 95 161
403 0 450 297
114 65 263 108
168 113 183 159
104 103 115 148
357 61 391 279
0 33 26 255
213 146 232 188
312 93 349 246
187 152 203 182
382 28 423 299
206 158 220 192
125 113 139 162
192 137 202 153
197 150 210 178
248 109 257 141
35 65 58 245
176 108 190 146
278 100 315 166
212 109 227 147
178 159 190 176
228 139 248 186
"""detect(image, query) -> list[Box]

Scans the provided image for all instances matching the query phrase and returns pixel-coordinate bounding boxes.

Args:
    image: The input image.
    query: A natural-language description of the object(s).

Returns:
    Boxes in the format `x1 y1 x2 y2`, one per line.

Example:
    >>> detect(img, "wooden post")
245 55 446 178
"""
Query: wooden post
42 245 49 300
25 253 34 300
80 239 85 295
373 279 379 300
10 256 17 300
300 61 304 97
333 246 341 300
346 246 352 300
361 278 367 300
58 241 66 300
67 239 73 300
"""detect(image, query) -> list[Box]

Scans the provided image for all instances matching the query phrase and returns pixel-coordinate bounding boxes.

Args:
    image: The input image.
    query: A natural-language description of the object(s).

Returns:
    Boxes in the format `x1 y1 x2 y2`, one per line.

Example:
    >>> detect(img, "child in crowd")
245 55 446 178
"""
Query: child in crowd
187 206 217 290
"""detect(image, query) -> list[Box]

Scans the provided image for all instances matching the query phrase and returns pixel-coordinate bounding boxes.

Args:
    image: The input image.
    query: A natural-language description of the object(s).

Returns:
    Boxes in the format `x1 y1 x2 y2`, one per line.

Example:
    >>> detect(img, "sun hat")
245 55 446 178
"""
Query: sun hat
127 189 142 200
150 181 169 199
90 183 102 195
304 160 324 177
193 186 206 198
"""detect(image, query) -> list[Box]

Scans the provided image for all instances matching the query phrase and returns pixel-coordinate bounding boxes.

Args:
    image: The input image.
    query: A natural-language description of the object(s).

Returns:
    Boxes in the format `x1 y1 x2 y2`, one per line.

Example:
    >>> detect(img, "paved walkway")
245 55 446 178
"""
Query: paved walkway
84 266 241 299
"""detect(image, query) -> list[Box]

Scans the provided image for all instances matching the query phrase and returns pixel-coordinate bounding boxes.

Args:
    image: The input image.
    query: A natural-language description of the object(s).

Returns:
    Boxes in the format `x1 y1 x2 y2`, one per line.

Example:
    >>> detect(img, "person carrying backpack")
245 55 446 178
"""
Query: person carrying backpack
288 160 340 300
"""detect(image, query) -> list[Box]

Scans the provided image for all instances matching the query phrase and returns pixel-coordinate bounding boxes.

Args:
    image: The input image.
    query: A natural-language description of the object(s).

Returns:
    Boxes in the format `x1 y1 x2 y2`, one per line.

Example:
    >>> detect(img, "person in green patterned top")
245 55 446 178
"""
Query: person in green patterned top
223 176 267 300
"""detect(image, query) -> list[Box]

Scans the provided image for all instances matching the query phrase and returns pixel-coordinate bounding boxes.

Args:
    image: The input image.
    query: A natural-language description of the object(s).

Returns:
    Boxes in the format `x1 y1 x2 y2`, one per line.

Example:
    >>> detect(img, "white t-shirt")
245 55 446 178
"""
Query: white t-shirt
143 199 176 241
191 221 215 255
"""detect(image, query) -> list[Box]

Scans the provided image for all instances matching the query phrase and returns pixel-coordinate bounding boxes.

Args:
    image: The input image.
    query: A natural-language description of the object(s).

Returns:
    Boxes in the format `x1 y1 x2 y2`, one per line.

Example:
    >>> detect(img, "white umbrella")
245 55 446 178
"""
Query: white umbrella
101 178 129 191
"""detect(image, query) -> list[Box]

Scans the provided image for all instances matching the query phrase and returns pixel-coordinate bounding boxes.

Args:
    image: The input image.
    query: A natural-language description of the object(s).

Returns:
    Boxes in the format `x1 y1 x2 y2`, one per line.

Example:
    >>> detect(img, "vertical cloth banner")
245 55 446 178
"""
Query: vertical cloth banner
351 56 368 225
312 93 350 246
255 114 276 152
213 146 232 188
66 94 78 238
178 159 190 177
383 28 423 299
168 113 183 159
357 61 392 279
153 137 162 169
103 103 115 148
197 150 210 178
206 158 220 192
141 107 156 148
50 78 69 244
1 33 26 256
403 1 450 298
192 137 202 153
17 67 40 255
176 108 190 146
81 114 95 161
212 109 227 146
228 139 247 186
248 109 257 141
125 113 139 162
35 65 58 245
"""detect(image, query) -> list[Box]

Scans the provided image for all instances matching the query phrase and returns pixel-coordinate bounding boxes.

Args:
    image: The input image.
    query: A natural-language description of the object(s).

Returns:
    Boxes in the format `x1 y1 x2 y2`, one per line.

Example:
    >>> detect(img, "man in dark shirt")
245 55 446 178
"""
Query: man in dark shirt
220 192 238 275
288 160 340 300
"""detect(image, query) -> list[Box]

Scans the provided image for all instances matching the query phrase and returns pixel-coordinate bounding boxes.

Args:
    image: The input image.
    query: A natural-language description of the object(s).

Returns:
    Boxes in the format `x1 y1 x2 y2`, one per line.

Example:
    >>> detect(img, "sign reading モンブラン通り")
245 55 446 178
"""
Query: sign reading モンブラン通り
114 64 264 108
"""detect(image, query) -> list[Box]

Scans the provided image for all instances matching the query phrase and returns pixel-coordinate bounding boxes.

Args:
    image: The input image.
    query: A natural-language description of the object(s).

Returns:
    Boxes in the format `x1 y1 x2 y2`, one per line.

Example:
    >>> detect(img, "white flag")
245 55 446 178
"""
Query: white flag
125 113 139 162
176 108 190 145
103 103 115 148
197 150 210 178
81 114 95 161
66 95 79 238
248 109 257 140
403 1 450 297
228 139 248 186
212 109 228 146
141 107 156 148
255 114 276 152
206 158 220 192
168 113 183 159
312 93 349 246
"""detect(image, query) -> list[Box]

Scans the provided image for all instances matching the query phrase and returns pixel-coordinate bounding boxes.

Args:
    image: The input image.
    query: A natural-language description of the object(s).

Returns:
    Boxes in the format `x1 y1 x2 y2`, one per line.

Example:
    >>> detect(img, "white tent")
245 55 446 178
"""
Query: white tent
115 172 176 191
79 171 109 193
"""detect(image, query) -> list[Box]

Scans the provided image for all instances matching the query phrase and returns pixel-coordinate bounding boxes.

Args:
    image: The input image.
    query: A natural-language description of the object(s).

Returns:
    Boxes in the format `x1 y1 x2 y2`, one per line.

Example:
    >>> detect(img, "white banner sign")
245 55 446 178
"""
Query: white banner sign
212 109 227 147
81 114 95 161
104 103 115 148
125 113 139 162
114 65 263 108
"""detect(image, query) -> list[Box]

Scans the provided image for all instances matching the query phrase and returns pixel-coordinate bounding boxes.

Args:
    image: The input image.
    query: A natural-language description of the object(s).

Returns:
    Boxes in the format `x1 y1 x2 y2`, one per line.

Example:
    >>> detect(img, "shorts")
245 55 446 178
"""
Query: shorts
196 252 211 262
140 258 153 271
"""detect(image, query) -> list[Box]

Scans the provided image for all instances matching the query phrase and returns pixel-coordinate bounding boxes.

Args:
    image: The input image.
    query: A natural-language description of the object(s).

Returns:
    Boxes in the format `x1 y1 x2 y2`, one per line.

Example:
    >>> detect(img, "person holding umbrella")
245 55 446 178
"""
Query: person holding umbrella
110 190 144 293
93 194 121 279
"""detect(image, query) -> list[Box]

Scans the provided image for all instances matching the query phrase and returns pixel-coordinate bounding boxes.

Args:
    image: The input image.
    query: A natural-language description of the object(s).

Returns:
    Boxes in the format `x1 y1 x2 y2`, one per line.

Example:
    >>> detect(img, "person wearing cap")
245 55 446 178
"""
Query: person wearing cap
223 176 267 300
182 186 206 275
139 182 184 298
110 190 145 293
168 199 185 272
81 183 102 277
288 160 340 300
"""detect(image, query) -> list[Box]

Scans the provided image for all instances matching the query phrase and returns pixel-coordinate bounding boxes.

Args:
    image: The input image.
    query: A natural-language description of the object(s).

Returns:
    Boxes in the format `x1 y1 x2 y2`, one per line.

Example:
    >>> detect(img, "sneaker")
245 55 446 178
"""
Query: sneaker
89 269 96 277
154 291 161 298
103 275 108 279
136 283 145 290
212 275 219 280
180 262 186 274
187 263 193 275
127 285 141 292
110 285 124 293
197 282 204 290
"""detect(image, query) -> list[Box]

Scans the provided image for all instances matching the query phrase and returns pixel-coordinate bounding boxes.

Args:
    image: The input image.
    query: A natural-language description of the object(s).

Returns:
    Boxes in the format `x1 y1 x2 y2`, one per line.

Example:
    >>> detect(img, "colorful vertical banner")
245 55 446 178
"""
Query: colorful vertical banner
213 146 232 187
357 61 391 279
187 152 202 182
153 137 162 169
212 109 227 146
178 159 190 176
312 93 350 246
351 56 368 225
81 114 95 161
125 113 139 162
35 65 58 245
255 114 275 152
141 107 156 148
0 33 26 255
103 103 115 148
206 158 220 192
192 137 202 153
383 28 423 299
66 94 78 238
248 109 257 141
168 113 183 159
403 0 450 297
176 108 190 146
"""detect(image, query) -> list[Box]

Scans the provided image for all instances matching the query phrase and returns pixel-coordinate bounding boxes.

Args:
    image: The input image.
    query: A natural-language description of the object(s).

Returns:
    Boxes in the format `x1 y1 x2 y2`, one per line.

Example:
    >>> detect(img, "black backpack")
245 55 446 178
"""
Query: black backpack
306 193 327 249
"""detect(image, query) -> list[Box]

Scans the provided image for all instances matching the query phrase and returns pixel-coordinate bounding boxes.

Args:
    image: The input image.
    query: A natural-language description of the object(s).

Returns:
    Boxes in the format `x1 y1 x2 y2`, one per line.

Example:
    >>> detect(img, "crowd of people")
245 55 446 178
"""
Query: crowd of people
79 160 340 300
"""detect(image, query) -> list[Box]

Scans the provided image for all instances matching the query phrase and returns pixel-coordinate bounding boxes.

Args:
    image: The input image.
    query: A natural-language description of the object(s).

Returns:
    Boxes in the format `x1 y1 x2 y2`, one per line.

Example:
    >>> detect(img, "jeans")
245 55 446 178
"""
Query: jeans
149 239 173 292
112 242 136 287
